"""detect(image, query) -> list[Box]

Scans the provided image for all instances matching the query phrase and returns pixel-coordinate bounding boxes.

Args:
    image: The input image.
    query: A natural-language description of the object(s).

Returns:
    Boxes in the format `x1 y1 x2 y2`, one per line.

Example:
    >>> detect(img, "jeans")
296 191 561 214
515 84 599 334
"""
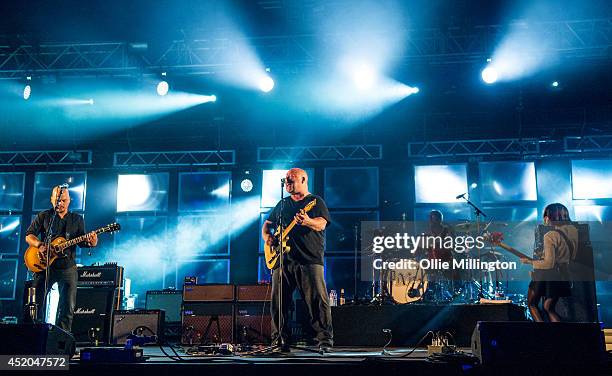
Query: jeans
271 262 333 346
32 266 78 332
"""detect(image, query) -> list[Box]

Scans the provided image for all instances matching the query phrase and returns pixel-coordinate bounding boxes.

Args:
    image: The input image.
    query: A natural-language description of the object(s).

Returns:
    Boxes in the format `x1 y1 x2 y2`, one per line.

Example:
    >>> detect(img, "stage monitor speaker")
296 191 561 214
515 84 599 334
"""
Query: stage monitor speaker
182 303 233 345
472 321 605 366
72 287 119 345
235 302 271 344
183 284 234 302
0 323 75 356
112 310 165 345
146 290 182 323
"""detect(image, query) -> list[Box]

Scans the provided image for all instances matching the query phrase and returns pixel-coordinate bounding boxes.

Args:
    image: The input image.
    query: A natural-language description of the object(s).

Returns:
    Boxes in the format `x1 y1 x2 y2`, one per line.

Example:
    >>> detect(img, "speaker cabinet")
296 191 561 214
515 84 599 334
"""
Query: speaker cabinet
0 323 75 356
235 302 271 344
72 287 119 345
112 310 165 345
183 284 234 302
182 303 233 345
472 321 605 366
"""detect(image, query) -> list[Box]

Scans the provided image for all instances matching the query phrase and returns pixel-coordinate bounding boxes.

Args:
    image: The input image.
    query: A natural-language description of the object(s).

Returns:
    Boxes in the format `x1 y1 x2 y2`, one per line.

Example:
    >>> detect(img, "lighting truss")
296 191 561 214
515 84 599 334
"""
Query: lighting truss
113 150 236 167
1 18 610 78
408 138 541 158
564 135 612 153
0 150 92 166
257 145 382 162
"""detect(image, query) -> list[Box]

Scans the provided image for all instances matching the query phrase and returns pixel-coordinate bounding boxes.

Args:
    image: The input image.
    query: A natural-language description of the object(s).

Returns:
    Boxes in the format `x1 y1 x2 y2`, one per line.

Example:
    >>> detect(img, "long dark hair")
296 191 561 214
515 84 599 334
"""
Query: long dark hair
543 203 571 224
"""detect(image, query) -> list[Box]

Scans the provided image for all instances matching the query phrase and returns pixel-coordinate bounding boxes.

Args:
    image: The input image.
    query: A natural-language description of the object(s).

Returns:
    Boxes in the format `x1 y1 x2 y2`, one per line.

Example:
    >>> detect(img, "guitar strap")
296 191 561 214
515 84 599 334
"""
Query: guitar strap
551 228 576 261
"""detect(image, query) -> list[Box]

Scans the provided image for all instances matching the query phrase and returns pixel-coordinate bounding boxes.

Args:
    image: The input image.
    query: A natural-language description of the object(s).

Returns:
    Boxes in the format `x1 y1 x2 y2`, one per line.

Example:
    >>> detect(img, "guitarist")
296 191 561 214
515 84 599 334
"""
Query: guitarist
521 203 577 322
25 185 98 332
261 168 333 352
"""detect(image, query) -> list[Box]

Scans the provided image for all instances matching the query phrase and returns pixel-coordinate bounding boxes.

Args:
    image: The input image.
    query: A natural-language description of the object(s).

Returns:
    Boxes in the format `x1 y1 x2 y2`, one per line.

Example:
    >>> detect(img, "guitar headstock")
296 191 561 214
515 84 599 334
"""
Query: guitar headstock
104 223 121 233
304 199 316 212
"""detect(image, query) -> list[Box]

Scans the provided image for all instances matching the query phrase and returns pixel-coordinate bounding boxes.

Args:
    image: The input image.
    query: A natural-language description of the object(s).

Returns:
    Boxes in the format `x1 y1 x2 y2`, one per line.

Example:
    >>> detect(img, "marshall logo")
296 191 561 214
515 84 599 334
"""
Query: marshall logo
80 271 102 278
75 308 96 315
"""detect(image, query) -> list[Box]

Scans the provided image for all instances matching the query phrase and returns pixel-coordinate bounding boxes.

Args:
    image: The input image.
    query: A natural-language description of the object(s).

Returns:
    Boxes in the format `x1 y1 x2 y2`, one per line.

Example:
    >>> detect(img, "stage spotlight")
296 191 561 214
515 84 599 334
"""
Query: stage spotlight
157 80 169 96
351 64 377 90
23 84 31 100
471 182 478 189
240 179 253 193
87 99 94 105
258 76 274 93
210 95 217 102
481 66 498 84
551 81 559 87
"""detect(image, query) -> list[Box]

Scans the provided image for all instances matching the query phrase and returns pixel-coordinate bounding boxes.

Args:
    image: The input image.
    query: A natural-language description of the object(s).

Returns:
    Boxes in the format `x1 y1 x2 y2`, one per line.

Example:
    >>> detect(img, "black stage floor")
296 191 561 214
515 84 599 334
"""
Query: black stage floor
12 345 606 376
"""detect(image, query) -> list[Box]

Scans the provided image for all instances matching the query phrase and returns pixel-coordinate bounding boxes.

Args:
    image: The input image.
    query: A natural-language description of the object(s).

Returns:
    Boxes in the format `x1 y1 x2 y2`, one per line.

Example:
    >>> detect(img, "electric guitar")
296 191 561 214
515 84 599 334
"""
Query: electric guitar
264 199 317 270
484 231 533 261
24 223 121 273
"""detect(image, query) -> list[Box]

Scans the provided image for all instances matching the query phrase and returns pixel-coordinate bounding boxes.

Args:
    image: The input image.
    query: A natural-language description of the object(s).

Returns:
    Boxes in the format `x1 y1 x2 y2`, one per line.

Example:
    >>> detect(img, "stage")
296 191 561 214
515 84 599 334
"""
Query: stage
31 345 609 376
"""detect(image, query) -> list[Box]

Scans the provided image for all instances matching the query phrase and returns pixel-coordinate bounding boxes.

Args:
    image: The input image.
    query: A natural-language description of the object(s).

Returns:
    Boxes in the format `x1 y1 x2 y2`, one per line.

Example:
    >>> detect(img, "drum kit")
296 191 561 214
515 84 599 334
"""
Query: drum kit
370 220 515 305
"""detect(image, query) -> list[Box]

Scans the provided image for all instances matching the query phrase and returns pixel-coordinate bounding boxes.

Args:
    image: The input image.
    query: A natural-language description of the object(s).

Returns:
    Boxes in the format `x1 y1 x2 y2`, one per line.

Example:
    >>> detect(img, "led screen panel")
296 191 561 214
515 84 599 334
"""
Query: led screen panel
175 215 230 256
178 172 231 212
415 165 467 203
0 259 18 300
0 216 21 255
261 168 315 208
479 162 537 202
324 167 379 208
0 173 25 211
176 259 229 284
572 160 612 199
326 211 379 253
34 172 86 211
117 173 169 212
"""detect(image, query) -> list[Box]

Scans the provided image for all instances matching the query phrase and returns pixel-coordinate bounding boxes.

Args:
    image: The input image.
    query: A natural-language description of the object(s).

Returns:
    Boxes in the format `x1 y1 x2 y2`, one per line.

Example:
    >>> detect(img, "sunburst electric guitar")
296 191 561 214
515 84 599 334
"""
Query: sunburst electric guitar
24 223 121 273
484 231 533 261
264 199 316 270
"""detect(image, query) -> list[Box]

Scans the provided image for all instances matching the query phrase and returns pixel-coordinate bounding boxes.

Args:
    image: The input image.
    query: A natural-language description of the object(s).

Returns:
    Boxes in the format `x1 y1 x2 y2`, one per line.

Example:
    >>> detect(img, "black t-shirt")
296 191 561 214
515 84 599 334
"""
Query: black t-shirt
26 209 88 270
267 194 330 266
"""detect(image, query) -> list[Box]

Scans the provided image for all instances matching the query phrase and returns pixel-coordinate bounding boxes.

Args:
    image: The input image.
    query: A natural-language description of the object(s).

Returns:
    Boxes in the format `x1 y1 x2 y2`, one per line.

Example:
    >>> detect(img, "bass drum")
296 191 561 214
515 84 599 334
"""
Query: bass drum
389 267 428 304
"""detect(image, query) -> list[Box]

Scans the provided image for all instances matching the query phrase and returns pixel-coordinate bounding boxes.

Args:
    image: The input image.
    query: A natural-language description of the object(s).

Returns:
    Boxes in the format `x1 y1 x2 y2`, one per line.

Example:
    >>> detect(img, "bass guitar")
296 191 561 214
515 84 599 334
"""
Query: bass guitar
264 199 316 270
24 223 121 273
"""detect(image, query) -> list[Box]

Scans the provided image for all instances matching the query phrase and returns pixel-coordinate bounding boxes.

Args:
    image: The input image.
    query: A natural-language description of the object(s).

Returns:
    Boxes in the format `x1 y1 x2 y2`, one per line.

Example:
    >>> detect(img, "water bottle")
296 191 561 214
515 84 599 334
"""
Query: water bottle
329 290 337 307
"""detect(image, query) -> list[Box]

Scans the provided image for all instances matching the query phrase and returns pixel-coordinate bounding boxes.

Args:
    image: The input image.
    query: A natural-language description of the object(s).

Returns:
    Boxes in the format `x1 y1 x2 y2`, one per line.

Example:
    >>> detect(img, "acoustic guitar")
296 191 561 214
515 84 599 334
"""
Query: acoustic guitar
24 223 121 273
264 199 316 270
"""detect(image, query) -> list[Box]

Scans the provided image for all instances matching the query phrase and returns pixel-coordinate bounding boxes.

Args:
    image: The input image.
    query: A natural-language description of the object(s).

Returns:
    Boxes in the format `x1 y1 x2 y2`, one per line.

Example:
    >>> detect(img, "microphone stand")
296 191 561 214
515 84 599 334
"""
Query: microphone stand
40 185 65 324
457 194 487 301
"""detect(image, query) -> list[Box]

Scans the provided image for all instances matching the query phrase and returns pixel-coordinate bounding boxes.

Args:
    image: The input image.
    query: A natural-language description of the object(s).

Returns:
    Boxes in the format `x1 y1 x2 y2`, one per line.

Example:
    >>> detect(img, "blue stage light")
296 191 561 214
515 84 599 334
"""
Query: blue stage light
259 76 274 92
157 80 169 96
23 84 31 100
481 66 498 84
551 81 559 87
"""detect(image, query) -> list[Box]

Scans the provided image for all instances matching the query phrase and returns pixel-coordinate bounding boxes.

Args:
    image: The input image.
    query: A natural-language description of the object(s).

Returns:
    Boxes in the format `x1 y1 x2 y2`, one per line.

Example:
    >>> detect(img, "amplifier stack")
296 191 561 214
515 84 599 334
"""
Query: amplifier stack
72 263 124 345
181 284 272 345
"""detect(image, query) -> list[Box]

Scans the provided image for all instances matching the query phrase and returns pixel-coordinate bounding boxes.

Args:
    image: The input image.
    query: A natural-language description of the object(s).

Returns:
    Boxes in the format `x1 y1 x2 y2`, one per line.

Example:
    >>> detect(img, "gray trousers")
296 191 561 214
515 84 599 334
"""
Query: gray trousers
32 266 78 332
271 262 333 346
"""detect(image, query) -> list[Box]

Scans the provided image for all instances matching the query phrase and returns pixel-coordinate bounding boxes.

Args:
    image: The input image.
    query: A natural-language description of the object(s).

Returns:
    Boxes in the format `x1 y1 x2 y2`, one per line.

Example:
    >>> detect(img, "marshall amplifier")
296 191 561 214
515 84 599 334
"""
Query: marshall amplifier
77 264 124 288
183 284 234 302
182 303 233 345
72 287 120 345
112 310 165 345
236 284 272 302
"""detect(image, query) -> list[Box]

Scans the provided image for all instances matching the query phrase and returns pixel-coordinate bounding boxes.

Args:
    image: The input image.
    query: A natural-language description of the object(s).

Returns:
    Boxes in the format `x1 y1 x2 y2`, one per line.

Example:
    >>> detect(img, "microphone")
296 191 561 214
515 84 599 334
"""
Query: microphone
456 193 466 199
280 178 286 183
59 183 69 188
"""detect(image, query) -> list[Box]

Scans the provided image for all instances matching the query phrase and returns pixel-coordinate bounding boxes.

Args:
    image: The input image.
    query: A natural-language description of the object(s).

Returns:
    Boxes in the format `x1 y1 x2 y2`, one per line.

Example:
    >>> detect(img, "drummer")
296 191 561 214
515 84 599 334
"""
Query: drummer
427 210 454 261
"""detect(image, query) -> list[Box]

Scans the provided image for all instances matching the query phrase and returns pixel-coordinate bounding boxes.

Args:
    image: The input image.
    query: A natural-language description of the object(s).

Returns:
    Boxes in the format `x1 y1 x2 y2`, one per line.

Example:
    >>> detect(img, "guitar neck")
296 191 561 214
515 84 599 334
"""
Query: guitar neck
59 227 107 250
497 242 533 261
